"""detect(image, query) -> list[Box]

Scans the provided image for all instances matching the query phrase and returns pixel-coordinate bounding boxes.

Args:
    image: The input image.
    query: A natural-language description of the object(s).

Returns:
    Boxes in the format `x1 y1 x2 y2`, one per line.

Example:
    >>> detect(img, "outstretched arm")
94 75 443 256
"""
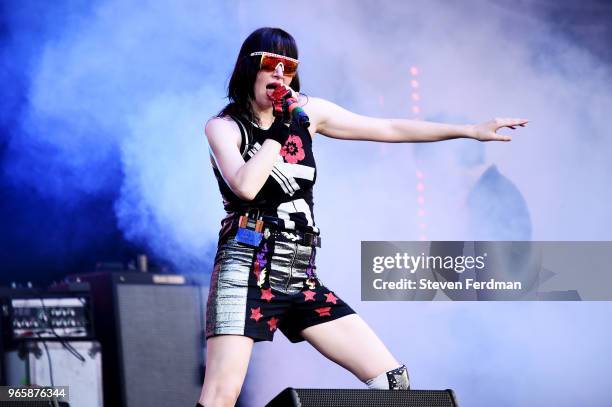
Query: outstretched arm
308 97 528 142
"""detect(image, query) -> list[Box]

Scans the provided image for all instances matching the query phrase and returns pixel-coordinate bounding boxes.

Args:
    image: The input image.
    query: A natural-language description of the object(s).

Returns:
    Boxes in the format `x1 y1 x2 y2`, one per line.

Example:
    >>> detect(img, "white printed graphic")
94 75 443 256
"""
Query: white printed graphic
248 143 315 196
277 198 319 233
281 232 300 241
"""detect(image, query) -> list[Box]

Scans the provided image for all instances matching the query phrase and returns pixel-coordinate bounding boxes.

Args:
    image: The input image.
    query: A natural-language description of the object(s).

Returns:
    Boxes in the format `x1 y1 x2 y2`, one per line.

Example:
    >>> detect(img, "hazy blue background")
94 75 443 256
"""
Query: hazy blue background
1 0 611 405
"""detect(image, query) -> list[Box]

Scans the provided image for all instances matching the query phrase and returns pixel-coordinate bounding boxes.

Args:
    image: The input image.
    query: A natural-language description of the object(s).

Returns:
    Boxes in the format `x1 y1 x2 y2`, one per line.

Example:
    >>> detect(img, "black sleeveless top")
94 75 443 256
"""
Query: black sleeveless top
212 115 319 244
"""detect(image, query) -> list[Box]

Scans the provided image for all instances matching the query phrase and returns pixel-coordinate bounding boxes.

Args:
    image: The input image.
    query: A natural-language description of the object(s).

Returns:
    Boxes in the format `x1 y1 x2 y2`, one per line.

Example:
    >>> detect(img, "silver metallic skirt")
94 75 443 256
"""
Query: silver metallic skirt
205 231 355 343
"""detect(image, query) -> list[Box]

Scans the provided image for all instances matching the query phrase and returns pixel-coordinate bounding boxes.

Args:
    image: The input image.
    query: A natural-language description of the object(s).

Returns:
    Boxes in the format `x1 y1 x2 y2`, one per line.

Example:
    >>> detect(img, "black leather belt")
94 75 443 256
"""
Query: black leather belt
241 209 321 248
263 228 322 248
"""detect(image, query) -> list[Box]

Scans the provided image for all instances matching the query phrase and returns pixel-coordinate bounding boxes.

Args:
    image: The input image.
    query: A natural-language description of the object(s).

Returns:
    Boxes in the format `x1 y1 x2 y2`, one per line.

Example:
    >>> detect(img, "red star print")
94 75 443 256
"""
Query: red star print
260 288 275 302
267 317 279 332
315 307 332 317
250 307 263 322
302 290 316 301
324 292 338 304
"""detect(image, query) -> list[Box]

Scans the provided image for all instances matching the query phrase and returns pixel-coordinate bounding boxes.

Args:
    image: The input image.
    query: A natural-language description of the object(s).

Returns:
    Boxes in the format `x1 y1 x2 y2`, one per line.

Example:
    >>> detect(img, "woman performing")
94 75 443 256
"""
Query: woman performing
198 27 527 407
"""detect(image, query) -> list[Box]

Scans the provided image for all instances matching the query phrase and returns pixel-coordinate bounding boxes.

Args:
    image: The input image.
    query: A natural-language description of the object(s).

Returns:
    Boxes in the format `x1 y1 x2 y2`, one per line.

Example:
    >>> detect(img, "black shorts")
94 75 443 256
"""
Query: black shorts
206 229 356 343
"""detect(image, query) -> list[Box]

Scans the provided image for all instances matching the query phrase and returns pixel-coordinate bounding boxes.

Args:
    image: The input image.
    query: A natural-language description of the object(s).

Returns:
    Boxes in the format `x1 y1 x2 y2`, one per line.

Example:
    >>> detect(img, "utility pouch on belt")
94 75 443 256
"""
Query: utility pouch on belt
235 214 264 248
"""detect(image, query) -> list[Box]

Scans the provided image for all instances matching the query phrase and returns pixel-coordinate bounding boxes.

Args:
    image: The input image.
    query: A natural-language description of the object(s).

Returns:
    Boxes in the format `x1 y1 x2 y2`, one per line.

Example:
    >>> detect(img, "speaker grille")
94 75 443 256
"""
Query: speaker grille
267 388 458 407
0 403 69 407
116 284 204 407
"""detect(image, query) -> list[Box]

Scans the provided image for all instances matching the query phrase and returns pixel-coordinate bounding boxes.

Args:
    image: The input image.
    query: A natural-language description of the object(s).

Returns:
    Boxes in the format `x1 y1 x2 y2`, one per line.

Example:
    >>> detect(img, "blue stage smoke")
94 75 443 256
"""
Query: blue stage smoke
2 1 612 406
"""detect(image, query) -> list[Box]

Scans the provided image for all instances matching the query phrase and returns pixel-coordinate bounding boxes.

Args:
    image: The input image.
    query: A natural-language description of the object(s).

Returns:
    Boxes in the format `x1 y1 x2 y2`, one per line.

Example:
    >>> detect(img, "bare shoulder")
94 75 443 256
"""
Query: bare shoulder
205 115 240 138
298 95 328 117
205 116 241 149
298 95 332 136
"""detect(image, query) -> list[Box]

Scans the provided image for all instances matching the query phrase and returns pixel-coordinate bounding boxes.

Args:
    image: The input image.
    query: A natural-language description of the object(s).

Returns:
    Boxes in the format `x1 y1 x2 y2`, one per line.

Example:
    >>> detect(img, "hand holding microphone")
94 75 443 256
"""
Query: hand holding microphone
269 84 310 128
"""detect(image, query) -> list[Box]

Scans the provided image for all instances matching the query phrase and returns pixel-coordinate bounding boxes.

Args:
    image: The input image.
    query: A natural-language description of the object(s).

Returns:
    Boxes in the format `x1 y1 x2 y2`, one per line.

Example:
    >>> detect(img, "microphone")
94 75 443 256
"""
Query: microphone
269 84 310 128
286 98 310 129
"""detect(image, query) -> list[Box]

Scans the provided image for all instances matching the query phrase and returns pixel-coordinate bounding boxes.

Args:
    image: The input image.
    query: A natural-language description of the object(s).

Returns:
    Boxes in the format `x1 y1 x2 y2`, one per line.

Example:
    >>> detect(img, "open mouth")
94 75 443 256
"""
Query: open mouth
266 83 282 100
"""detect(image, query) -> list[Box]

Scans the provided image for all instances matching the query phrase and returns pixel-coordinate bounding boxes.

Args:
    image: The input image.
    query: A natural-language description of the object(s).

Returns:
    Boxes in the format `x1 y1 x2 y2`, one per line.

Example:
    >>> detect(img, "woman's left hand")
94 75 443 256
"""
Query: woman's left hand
471 118 529 142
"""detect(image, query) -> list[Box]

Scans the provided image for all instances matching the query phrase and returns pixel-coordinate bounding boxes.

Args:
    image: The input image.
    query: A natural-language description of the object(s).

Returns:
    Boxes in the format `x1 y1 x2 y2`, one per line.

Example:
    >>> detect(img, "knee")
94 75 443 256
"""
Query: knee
364 364 410 390
201 381 242 407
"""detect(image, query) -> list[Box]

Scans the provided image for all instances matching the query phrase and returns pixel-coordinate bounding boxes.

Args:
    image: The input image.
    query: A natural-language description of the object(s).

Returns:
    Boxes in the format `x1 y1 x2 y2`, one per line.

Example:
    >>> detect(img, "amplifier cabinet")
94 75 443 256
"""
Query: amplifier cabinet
4 340 102 407
69 272 206 407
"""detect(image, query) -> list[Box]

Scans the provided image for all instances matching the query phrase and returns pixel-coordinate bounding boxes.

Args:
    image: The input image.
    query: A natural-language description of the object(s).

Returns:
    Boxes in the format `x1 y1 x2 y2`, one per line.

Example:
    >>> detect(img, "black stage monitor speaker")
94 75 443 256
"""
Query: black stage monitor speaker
68 272 206 407
0 403 69 407
266 388 459 407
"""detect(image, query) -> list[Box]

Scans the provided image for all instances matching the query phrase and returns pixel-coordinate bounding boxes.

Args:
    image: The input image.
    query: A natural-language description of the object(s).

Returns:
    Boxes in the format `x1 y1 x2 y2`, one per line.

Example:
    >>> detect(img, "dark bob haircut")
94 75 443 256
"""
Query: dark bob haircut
219 27 300 124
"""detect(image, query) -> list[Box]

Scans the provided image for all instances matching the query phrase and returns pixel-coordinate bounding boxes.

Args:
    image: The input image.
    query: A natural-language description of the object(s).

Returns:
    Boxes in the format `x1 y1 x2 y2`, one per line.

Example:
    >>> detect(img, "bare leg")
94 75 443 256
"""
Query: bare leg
198 335 254 407
301 314 402 383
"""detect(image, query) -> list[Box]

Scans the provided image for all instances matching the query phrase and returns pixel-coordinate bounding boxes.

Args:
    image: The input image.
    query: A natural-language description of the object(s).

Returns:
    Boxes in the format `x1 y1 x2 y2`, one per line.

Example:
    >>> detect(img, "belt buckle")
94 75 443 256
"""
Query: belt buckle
303 232 320 248
303 233 313 246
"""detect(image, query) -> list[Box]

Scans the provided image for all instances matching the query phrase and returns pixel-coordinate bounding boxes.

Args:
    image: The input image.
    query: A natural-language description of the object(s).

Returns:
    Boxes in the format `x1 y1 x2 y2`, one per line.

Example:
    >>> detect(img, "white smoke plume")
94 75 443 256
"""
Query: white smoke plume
5 0 612 405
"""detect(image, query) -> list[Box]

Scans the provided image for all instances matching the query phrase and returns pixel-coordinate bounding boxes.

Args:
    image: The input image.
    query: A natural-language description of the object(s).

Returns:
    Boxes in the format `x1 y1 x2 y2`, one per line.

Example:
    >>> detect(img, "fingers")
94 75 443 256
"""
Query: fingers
281 84 291 93
491 134 512 142
495 117 529 129
282 84 299 99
